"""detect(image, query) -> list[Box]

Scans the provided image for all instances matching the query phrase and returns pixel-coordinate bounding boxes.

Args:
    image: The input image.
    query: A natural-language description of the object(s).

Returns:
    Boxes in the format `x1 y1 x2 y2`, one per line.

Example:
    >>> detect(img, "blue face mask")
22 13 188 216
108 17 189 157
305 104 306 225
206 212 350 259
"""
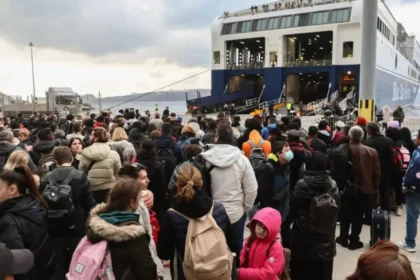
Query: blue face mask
285 150 294 162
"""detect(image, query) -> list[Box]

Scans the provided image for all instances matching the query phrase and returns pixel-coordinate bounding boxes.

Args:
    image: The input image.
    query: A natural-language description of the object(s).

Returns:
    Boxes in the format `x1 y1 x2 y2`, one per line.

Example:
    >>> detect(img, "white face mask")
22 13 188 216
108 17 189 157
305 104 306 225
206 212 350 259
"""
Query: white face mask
285 150 294 162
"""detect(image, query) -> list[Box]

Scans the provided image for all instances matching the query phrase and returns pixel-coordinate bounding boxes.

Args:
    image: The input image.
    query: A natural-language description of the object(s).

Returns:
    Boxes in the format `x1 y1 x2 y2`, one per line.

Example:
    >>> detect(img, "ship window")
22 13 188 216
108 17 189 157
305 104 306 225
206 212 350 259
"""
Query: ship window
280 17 287 28
268 17 280 29
343 41 353 58
312 11 328 25
213 51 220 64
331 9 350 23
238 21 251 33
253 19 268 31
294 15 299 27
286 16 292 27
222 23 237 35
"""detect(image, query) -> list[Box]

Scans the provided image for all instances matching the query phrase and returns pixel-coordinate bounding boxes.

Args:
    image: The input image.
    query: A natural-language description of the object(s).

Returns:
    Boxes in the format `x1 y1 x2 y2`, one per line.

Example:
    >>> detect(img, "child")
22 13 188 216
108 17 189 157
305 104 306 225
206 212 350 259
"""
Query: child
141 189 160 245
238 207 285 280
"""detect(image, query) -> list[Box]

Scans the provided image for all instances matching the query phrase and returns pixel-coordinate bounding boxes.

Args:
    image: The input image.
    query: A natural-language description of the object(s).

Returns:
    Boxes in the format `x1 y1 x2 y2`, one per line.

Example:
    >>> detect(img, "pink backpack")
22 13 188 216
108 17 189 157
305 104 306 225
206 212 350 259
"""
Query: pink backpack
400 146 411 170
66 237 115 280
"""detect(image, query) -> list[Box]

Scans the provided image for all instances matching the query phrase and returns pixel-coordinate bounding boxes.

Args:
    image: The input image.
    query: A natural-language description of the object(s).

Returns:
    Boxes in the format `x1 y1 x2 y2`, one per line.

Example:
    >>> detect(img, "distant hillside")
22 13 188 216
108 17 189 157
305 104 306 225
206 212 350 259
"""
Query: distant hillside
80 89 211 103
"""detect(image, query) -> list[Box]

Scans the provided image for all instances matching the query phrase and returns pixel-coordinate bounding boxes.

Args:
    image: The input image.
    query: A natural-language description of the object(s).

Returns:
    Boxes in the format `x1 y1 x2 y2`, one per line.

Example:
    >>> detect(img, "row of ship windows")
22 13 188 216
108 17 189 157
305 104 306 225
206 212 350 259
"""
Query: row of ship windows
377 17 395 45
221 8 351 35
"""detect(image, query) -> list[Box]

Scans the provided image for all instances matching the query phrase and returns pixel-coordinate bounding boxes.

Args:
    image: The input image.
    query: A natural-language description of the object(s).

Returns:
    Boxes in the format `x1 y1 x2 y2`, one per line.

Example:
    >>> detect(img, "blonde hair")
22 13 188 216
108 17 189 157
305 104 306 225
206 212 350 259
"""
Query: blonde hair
19 130 30 139
112 127 128 141
181 124 197 135
176 165 203 202
4 150 30 171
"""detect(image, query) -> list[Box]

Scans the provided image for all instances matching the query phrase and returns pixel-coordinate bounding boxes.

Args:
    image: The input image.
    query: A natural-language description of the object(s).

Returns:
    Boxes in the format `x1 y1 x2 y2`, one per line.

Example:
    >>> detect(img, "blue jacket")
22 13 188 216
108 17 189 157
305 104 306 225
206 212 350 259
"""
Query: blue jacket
404 147 420 188
261 123 277 140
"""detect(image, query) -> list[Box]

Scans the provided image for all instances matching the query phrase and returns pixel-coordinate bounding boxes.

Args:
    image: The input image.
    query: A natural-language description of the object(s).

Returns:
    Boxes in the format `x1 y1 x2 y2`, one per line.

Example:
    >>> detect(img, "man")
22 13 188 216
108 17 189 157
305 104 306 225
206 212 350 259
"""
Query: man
398 136 420 253
364 122 394 211
292 116 308 140
232 116 246 135
260 117 277 140
0 130 36 171
149 112 163 131
202 119 217 145
317 120 332 148
123 111 137 130
59 107 68 119
0 243 35 280
40 146 95 279
307 126 327 154
31 128 58 165
163 106 170 117
241 118 271 158
331 121 345 147
66 123 84 141
201 124 258 258
336 126 380 250
356 116 368 141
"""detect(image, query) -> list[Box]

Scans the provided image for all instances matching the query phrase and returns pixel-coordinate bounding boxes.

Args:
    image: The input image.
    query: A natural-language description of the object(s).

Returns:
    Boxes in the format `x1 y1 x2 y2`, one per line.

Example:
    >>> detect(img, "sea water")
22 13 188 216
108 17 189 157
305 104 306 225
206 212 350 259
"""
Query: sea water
91 101 188 115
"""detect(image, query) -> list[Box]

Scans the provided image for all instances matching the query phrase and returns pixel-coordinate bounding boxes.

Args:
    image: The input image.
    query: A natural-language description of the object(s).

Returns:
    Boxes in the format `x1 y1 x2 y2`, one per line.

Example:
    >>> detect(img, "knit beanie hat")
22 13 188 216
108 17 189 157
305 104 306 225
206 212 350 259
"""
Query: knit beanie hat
141 190 154 210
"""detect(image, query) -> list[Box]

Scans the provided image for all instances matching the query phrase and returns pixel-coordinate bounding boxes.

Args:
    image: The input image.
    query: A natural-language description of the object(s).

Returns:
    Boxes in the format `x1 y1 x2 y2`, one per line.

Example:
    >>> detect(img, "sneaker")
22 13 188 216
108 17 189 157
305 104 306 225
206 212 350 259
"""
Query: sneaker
348 241 364 250
396 206 403 216
398 241 416 253
336 237 348 248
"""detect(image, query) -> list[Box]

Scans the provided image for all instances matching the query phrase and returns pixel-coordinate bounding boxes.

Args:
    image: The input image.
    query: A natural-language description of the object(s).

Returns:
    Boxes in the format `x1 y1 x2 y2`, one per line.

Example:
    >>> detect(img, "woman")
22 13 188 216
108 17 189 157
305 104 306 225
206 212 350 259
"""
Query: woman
79 127 122 204
346 240 416 280
0 166 54 280
157 165 235 280
68 137 84 169
399 127 416 155
136 139 166 221
393 105 405 127
86 179 157 279
110 127 137 163
128 121 149 153
174 124 199 163
4 151 40 188
290 151 340 280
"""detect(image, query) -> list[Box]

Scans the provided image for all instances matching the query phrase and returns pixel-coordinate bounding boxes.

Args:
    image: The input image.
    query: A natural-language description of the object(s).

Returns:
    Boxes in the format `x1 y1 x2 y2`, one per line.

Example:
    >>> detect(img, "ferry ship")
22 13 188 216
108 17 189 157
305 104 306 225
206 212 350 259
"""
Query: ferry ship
187 0 420 114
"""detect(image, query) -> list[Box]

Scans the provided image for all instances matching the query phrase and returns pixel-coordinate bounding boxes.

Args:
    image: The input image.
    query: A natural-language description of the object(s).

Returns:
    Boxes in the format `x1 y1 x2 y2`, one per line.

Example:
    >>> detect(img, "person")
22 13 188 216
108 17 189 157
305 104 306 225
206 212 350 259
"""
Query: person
65 122 84 141
356 116 368 140
364 122 394 211
163 106 170 117
17 130 33 150
54 129 69 146
290 151 340 280
331 121 345 147
202 119 217 145
174 124 199 163
0 166 54 280
117 162 164 277
68 137 84 169
238 207 285 279
347 240 416 280
110 127 137 163
187 117 204 140
0 242 35 280
150 112 163 131
399 127 416 155
0 130 36 172
336 126 380 250
59 108 68 119
398 133 420 253
136 139 166 221
155 103 159 112
79 127 122 204
201 123 258 258
232 116 246 135
4 150 30 171
291 116 308 140
242 119 271 158
39 146 95 280
31 128 58 165
267 127 286 144
128 121 149 152
157 165 235 280
261 117 277 140
307 126 327 153
317 120 332 147
86 178 157 279
393 105 405 127
382 105 392 130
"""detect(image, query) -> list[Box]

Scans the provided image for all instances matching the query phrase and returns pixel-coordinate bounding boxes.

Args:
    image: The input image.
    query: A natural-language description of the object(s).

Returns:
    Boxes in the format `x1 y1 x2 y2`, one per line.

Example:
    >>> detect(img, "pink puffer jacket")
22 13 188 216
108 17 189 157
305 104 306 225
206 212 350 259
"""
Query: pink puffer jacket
239 207 285 280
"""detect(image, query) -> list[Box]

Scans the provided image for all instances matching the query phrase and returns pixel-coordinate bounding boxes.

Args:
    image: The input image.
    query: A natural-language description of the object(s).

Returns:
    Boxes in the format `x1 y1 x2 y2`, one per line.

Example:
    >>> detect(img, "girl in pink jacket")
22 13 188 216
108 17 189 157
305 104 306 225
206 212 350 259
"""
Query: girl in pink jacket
238 207 285 280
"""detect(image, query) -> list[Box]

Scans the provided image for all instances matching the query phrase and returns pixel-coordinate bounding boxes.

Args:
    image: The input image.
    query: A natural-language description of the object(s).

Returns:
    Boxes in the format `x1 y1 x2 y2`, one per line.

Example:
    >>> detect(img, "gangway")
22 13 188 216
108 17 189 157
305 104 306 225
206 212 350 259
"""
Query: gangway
307 83 332 114
338 90 354 112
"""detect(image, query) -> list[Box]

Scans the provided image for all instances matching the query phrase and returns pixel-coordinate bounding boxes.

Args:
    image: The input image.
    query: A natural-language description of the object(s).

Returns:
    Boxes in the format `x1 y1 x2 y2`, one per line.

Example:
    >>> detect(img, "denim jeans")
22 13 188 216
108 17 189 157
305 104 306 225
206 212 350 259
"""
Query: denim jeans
231 213 247 262
405 192 420 248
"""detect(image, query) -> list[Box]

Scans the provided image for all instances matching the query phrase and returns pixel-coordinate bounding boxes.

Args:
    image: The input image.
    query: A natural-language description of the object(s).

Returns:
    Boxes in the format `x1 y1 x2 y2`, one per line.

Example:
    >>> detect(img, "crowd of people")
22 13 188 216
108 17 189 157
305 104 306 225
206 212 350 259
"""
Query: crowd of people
0 107 418 280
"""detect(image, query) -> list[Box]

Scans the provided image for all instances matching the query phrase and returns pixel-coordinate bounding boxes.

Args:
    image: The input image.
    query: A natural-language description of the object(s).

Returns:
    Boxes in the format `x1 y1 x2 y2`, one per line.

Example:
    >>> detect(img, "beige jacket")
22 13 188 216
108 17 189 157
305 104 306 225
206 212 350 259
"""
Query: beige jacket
79 142 122 191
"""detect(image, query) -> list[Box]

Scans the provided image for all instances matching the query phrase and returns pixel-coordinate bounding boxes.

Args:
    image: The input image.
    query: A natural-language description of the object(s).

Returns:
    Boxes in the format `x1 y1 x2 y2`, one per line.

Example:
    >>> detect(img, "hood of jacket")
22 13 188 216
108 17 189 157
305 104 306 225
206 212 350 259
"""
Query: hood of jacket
0 195 46 226
81 142 111 161
201 144 242 168
267 123 277 131
318 130 330 137
87 203 146 243
33 139 58 154
303 170 332 192
250 207 282 242
46 166 80 183
155 135 174 150
0 141 19 155
110 140 131 150
248 129 263 145
129 128 147 143
172 189 213 219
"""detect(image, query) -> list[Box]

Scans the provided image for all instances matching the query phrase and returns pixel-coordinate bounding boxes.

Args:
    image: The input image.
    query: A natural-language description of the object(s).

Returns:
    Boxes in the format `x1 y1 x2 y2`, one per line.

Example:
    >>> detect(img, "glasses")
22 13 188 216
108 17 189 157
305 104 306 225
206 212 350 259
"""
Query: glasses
255 222 268 233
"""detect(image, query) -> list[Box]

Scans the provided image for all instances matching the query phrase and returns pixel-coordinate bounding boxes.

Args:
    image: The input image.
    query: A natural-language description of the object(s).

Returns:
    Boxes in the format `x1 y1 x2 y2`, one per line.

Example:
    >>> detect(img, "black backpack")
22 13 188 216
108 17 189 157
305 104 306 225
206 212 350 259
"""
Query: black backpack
307 188 339 234
190 154 214 197
157 147 177 186
327 144 351 192
42 169 77 233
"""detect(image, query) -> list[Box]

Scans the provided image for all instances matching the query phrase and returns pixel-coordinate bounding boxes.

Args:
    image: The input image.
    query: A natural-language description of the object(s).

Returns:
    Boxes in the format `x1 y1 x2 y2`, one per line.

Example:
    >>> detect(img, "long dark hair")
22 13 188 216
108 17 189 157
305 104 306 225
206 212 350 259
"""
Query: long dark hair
0 166 47 209
98 179 140 214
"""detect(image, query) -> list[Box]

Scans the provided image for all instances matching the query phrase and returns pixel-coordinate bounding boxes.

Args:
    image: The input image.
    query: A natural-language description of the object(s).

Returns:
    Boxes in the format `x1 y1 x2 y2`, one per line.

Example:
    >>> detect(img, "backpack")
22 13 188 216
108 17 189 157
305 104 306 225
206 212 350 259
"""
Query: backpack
327 144 351 192
404 153 420 190
399 146 411 171
42 169 77 232
38 153 56 176
392 146 404 172
248 139 267 173
66 237 130 280
307 188 339 234
0 145 18 172
170 203 233 280
190 154 214 197
178 137 199 162
157 147 177 186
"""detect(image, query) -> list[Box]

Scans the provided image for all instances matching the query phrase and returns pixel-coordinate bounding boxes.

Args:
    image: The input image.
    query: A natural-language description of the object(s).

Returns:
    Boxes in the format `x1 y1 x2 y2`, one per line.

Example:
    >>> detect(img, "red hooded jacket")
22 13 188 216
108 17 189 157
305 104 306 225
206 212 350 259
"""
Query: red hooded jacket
239 207 285 280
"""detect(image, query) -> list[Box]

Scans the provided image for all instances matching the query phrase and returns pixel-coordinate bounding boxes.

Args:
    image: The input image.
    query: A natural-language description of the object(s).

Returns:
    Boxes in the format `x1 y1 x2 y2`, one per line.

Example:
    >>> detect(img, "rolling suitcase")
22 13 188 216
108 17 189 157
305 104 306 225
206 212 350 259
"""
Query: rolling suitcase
371 208 391 246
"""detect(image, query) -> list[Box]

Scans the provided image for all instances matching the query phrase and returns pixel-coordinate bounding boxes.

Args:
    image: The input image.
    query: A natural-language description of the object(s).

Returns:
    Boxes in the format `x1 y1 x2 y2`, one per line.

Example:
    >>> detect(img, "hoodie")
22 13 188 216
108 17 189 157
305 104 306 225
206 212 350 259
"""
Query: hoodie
201 144 258 223
261 123 277 140
239 207 285 280
242 130 272 158
79 142 122 191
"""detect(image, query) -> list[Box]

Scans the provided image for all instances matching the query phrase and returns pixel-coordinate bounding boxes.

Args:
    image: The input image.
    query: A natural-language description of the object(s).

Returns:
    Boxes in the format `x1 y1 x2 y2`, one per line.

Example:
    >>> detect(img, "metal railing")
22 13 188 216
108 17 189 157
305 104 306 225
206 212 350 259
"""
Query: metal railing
226 62 264 70
220 0 355 19
284 60 332 67
246 98 259 107
307 98 327 114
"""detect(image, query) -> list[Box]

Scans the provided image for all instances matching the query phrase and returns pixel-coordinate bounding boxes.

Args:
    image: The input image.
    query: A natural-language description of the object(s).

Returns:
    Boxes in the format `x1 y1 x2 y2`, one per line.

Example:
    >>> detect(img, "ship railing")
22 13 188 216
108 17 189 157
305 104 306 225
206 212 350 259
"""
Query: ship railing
307 98 327 114
226 62 264 70
220 0 355 19
246 98 259 107
258 97 284 110
284 59 332 67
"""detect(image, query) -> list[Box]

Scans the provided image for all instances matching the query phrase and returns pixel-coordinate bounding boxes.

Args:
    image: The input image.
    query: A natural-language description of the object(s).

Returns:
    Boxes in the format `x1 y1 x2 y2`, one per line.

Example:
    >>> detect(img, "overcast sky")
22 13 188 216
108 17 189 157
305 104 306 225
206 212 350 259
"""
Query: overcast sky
0 0 419 98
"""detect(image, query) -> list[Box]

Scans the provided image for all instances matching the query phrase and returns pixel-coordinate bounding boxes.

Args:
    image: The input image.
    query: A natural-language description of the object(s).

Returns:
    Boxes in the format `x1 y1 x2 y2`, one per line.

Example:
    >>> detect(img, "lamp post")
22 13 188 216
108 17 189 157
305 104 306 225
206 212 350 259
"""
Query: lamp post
29 42 36 113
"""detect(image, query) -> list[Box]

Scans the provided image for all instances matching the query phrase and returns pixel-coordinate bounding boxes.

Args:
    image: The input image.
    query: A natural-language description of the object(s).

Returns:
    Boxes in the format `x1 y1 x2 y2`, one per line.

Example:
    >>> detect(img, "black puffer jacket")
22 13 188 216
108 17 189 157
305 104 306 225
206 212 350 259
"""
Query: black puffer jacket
0 142 37 171
31 140 58 165
0 195 54 280
290 171 340 261
157 190 235 280
364 134 394 186
128 128 148 152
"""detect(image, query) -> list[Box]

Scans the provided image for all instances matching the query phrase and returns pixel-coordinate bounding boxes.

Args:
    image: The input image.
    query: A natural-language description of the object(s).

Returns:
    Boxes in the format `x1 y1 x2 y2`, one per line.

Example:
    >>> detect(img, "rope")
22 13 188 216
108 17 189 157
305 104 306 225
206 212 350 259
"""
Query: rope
105 69 210 110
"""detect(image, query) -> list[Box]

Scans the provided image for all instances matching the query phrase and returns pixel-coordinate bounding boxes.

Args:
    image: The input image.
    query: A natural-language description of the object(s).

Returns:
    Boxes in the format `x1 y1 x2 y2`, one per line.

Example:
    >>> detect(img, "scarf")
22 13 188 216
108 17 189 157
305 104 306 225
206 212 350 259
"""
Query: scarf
99 211 139 225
